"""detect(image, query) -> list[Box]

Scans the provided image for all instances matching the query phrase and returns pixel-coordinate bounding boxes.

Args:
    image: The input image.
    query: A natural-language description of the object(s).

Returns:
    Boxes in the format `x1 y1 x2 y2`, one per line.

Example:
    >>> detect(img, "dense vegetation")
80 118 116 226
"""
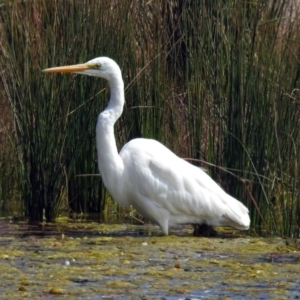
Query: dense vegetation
0 0 300 236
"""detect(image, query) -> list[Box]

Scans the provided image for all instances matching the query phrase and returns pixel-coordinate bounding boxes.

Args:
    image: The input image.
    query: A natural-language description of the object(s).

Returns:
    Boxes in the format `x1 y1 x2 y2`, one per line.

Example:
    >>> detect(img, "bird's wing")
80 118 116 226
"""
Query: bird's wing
120 139 248 227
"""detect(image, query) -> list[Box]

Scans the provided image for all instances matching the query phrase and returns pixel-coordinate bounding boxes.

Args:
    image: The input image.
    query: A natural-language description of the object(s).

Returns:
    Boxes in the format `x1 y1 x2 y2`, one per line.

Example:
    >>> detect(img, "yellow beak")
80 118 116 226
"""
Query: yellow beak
43 63 98 73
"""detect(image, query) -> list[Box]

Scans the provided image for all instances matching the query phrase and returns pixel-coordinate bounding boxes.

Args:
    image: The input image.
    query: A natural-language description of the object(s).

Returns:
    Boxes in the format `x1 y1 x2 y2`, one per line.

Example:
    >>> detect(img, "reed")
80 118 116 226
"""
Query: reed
0 0 300 236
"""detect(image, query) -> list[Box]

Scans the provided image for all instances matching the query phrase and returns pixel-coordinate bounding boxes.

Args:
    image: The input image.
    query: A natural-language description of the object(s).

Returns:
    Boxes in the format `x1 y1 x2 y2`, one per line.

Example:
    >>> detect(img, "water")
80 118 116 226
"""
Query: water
0 221 299 299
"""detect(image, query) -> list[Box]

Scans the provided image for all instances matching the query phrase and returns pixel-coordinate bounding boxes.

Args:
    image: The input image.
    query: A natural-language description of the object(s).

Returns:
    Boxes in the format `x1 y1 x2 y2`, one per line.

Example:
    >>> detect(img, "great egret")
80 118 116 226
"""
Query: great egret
43 57 250 235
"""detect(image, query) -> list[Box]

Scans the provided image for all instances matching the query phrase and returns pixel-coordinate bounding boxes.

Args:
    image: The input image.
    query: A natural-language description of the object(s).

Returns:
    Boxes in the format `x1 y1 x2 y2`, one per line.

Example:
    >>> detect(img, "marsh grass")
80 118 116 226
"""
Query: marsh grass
0 0 300 236
0 135 22 216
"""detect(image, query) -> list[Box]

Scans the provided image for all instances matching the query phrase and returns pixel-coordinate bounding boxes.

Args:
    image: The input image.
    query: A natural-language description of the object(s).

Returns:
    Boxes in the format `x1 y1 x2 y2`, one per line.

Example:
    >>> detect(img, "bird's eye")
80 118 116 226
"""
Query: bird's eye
95 63 101 69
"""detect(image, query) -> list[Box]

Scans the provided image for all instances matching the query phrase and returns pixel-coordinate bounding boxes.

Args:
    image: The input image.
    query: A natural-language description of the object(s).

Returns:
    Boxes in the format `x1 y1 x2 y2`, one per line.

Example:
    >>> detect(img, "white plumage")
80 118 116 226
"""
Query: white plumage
44 57 250 235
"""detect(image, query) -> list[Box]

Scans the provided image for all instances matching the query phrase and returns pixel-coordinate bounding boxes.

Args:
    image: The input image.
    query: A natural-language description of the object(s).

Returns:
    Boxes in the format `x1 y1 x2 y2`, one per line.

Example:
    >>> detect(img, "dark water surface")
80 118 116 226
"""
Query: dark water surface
0 221 299 299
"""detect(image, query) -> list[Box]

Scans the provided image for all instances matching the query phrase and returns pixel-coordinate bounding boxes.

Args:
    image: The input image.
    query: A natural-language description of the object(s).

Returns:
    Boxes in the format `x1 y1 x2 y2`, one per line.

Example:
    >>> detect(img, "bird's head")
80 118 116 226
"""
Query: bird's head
43 56 121 81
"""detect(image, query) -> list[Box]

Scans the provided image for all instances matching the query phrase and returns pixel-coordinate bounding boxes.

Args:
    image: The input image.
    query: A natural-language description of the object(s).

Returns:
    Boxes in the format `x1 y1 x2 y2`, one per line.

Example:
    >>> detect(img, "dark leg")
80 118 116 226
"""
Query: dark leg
193 224 218 237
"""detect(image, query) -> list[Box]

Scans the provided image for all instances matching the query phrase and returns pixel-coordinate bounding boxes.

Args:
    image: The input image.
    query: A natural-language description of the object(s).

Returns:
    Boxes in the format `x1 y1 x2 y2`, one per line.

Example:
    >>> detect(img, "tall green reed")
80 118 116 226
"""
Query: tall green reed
139 1 300 235
0 0 136 221
0 0 300 236
168 1 300 235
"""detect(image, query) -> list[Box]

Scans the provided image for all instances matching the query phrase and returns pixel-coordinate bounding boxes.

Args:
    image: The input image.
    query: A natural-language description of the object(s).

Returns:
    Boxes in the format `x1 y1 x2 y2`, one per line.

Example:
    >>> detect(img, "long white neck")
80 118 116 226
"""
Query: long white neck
95 75 125 203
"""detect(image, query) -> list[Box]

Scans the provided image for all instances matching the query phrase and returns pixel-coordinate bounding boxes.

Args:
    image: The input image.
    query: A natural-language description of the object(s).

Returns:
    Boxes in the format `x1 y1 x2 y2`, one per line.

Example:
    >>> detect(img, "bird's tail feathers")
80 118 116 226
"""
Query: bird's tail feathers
223 196 250 230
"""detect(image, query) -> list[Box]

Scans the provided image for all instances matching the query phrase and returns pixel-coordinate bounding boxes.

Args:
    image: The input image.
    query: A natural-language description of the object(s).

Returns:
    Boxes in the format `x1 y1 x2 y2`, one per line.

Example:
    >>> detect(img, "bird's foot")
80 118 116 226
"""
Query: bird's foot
193 224 218 237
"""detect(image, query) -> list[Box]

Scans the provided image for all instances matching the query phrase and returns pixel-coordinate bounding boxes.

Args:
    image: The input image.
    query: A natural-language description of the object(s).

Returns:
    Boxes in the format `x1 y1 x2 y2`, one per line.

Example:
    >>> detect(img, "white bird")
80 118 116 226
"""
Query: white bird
43 57 250 235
